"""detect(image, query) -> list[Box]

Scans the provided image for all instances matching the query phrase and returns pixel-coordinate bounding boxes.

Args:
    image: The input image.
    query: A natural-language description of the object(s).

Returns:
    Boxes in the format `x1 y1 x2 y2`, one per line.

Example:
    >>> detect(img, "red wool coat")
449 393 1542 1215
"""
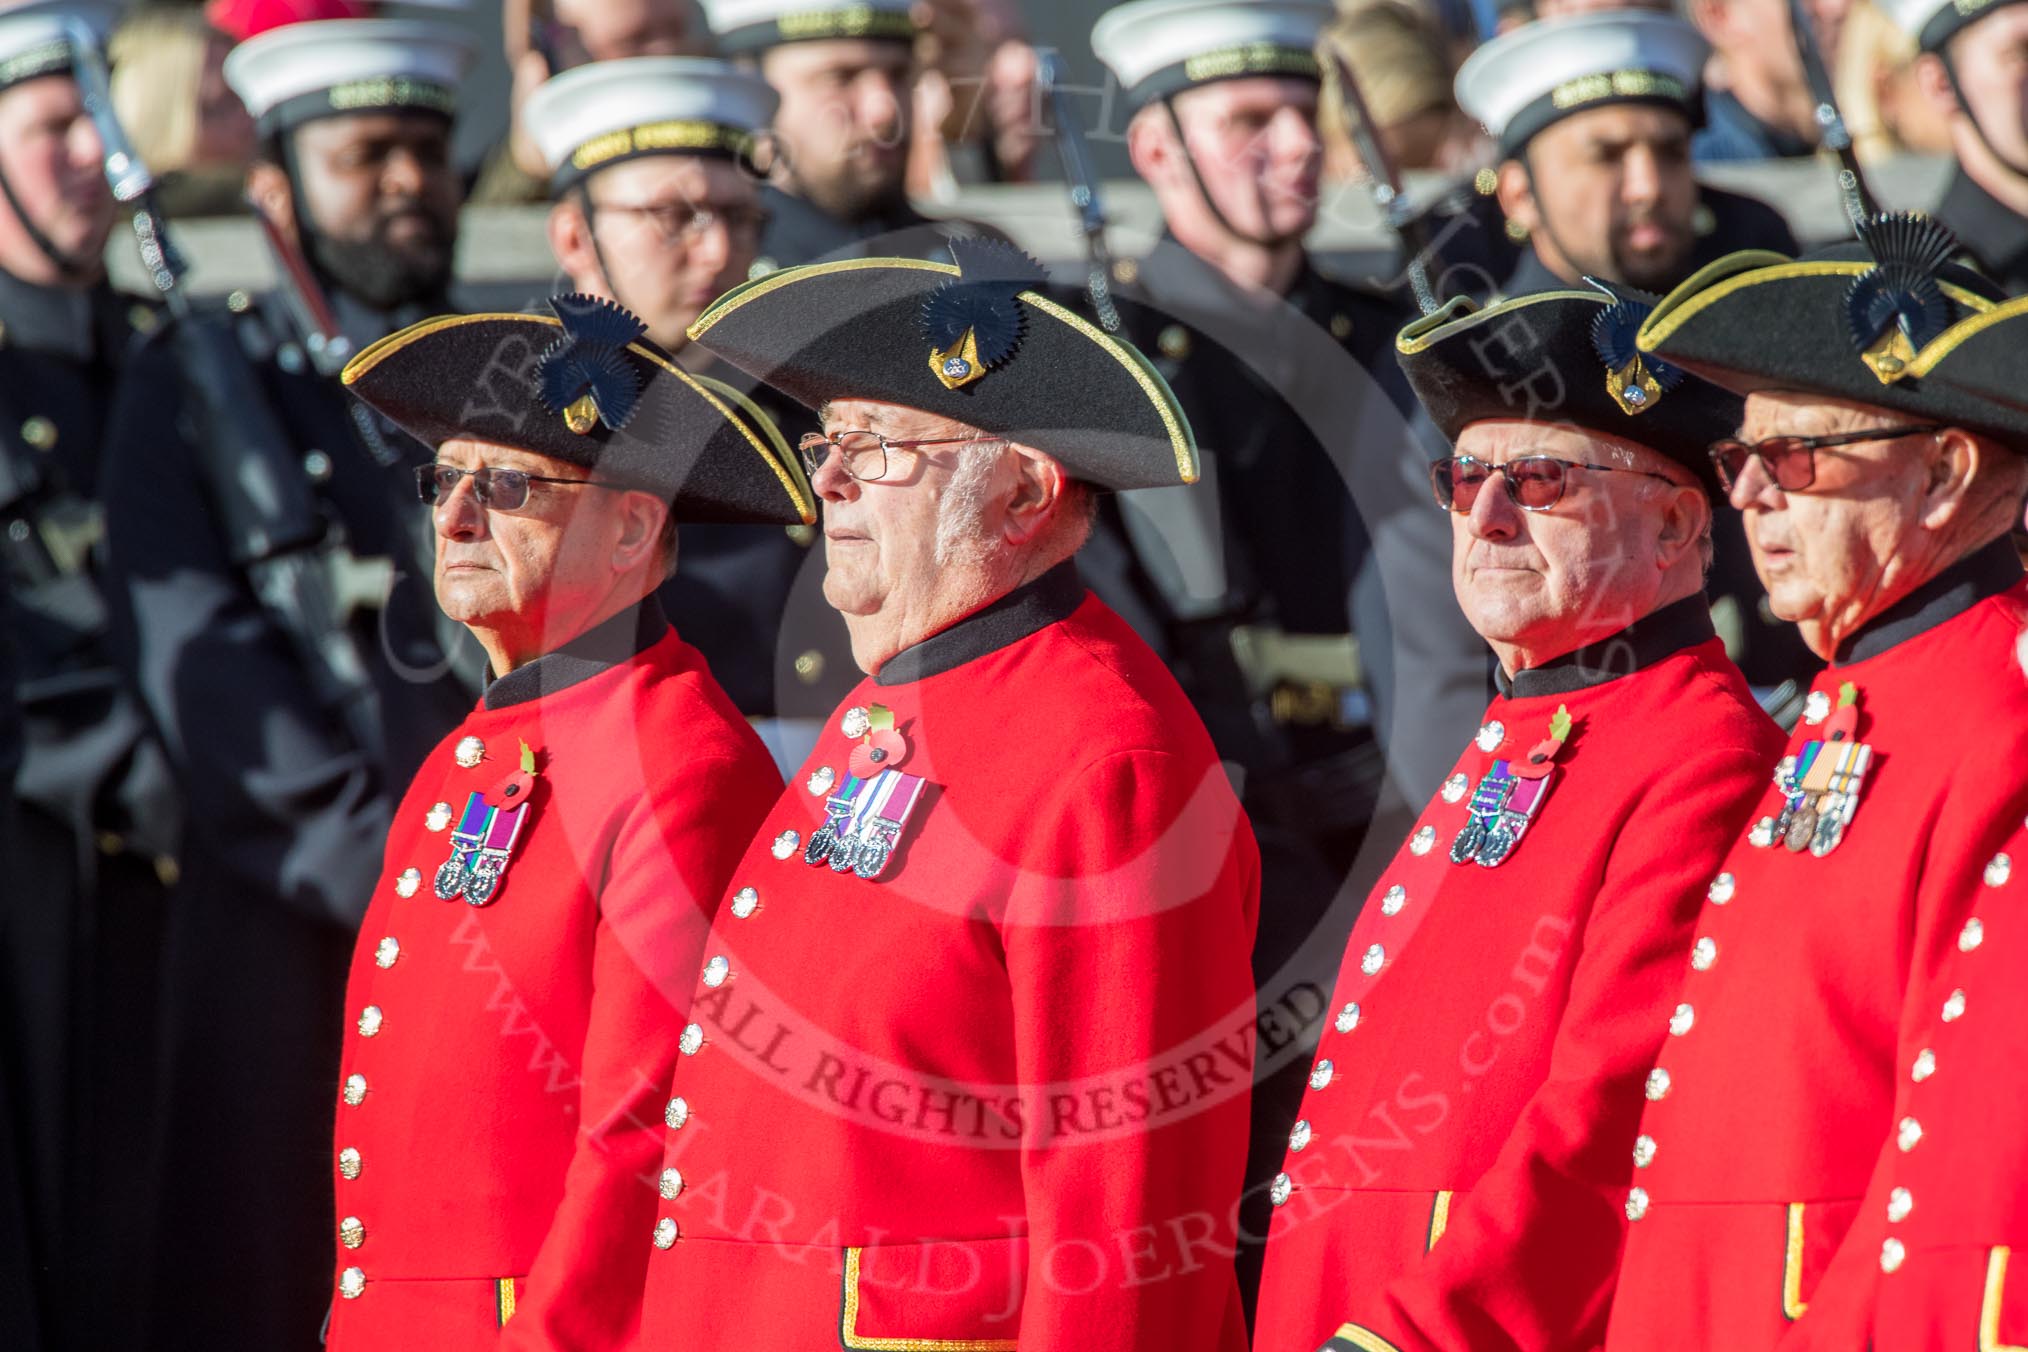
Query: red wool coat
1252 600 1783 1352
323 606 782 1351
1604 548 2028 1350
632 566 1261 1352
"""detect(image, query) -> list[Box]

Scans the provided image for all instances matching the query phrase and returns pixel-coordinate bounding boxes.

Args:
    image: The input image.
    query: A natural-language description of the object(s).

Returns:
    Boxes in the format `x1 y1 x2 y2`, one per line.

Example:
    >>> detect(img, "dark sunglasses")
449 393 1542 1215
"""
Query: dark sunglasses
1706 424 1943 493
1430 454 1678 514
414 464 620 512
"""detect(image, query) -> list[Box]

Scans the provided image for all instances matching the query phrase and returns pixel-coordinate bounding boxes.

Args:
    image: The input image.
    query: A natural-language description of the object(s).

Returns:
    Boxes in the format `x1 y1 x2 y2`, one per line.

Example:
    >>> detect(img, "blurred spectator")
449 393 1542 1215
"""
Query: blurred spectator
909 0 1039 194
705 0 1004 269
1688 0 1851 159
1318 1 1484 180
1894 0 2028 291
109 5 256 216
470 0 714 206
1833 0 1951 161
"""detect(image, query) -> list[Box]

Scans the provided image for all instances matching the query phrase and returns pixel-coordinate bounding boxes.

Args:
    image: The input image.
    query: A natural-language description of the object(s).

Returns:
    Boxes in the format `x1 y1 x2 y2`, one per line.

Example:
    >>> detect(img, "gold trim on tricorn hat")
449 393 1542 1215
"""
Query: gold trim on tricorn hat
687 240 1198 491
343 295 814 525
1636 214 2028 441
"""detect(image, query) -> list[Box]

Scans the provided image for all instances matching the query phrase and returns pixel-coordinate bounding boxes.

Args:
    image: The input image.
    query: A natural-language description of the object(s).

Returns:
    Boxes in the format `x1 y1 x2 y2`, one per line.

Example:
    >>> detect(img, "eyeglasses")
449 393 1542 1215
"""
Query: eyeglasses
796 429 986 482
1430 454 1679 514
592 201 771 247
415 464 619 512
1706 424 1943 493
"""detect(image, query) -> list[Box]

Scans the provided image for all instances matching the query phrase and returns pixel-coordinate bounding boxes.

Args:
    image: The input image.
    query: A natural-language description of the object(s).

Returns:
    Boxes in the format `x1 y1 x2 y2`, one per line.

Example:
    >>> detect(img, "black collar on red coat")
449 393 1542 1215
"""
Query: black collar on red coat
482 596 670 711
873 561 1085 687
1837 535 2023 667
1496 592 1715 700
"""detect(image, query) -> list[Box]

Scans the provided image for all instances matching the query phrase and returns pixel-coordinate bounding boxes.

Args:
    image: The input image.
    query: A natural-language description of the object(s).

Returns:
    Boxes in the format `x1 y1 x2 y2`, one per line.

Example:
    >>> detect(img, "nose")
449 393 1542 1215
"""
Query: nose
380 147 428 198
70 113 104 172
808 444 860 504
434 473 488 541
1270 106 1322 166
855 70 906 143
1465 468 1521 542
1728 452 1783 513
688 213 733 275
1621 145 1661 206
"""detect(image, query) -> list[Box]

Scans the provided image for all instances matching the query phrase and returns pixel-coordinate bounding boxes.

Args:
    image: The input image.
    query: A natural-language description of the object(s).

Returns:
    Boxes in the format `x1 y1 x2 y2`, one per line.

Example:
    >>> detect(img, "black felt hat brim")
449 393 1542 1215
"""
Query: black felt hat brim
342 313 815 526
1636 252 2028 443
1397 290 1742 494
1912 294 2028 441
686 257 1198 492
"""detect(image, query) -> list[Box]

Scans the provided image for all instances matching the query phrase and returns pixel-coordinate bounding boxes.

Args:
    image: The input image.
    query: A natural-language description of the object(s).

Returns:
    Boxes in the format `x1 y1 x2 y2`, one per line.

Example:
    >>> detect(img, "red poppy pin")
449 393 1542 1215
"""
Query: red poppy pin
1511 705 1573 781
1824 682 1862 742
484 740 541 808
847 704 911 779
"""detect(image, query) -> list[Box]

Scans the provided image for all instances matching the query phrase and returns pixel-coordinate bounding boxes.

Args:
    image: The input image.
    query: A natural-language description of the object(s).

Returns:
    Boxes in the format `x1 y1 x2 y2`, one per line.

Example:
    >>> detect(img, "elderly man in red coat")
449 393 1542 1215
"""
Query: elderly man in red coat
627 240 1261 1350
1250 284 1784 1352
321 295 808 1349
1599 216 2028 1349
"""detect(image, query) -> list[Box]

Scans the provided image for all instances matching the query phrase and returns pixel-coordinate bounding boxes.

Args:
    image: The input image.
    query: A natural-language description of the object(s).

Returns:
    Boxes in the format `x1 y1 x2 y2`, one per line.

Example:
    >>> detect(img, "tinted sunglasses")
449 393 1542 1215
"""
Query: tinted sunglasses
1706 424 1942 493
1430 454 1676 514
414 464 620 511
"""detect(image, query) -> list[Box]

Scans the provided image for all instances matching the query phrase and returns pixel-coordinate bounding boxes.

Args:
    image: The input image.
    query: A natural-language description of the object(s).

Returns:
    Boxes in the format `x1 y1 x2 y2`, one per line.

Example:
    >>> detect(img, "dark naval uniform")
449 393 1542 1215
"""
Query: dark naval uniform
0 268 179 1352
1935 167 2028 297
751 184 1007 275
1252 286 1783 1352
97 289 477 1349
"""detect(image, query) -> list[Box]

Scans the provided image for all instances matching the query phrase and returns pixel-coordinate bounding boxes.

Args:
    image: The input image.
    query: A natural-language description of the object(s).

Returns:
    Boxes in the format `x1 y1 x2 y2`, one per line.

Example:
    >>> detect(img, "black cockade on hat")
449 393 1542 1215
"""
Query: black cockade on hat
536 294 648 434
917 238 1048 391
1845 213 1961 383
1588 279 1687 416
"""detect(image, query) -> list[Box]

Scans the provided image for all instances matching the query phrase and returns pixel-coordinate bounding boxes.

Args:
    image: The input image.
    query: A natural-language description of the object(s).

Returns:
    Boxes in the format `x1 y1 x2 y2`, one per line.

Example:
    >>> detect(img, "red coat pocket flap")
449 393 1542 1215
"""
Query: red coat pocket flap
842 1237 1026 1349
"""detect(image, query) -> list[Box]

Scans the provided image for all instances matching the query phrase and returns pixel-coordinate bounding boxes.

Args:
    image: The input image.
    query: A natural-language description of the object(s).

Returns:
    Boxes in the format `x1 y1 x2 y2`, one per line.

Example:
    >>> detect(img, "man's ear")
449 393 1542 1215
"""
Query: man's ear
1000 444 1067 547
1914 51 1960 122
1125 104 1179 191
1921 426 1981 531
246 159 297 241
547 198 600 292
612 491 670 573
1684 0 1730 46
1655 480 1712 569
1494 158 1537 238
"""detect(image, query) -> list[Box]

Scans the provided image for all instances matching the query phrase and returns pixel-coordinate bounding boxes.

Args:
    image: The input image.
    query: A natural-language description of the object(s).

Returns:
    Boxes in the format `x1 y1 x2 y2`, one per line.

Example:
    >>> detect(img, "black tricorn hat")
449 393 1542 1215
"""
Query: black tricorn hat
1635 215 2027 442
342 294 816 525
685 239 1198 492
1396 282 1743 494
1907 296 2028 446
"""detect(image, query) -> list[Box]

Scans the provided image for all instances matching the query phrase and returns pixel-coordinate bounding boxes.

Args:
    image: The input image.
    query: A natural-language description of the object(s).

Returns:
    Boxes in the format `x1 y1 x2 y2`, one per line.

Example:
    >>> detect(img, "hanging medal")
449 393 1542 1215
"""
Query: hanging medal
803 704 930 881
1450 705 1572 868
434 740 539 905
1754 683 1870 857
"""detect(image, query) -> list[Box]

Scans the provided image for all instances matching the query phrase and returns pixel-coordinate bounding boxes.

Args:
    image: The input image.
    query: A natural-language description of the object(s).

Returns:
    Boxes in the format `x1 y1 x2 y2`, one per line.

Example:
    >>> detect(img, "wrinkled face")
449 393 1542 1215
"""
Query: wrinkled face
1948 9 2028 173
0 75 113 278
1449 420 1686 658
431 438 638 648
293 111 462 306
579 156 763 348
1168 77 1323 243
810 399 1001 623
762 39 913 221
1730 392 1935 644
1521 104 1698 291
